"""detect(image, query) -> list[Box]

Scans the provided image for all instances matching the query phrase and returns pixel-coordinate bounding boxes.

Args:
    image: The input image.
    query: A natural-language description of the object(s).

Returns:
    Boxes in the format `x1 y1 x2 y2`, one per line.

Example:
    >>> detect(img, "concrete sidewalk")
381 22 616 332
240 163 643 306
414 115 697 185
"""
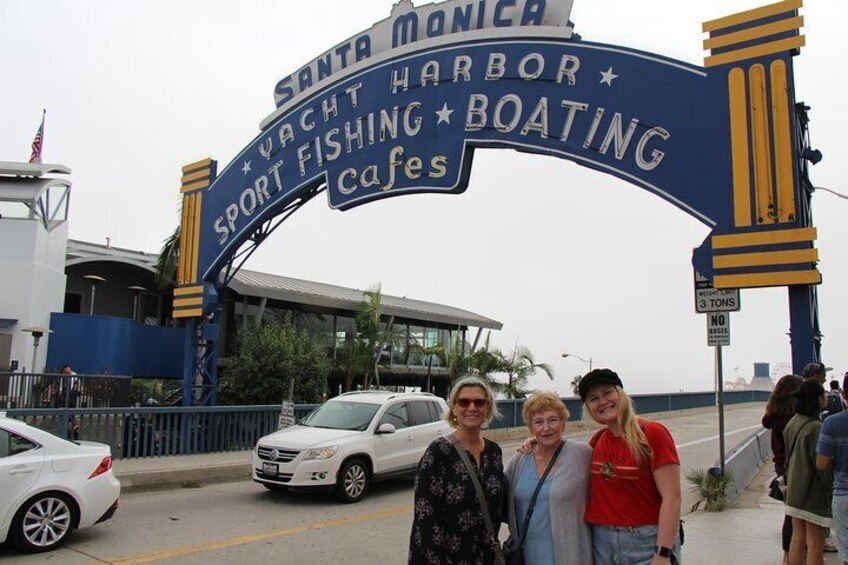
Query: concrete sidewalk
683 463 840 565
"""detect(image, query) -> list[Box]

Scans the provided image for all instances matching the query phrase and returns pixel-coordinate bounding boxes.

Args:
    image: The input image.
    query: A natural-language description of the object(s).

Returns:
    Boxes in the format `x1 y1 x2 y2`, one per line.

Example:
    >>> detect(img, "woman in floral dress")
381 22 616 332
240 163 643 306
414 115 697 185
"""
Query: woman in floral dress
408 376 507 565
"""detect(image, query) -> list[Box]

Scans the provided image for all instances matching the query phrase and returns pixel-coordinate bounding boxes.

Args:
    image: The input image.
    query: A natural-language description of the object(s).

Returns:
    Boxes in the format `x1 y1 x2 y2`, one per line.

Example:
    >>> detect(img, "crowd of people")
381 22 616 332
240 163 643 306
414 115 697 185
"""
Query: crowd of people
408 369 683 565
762 362 848 565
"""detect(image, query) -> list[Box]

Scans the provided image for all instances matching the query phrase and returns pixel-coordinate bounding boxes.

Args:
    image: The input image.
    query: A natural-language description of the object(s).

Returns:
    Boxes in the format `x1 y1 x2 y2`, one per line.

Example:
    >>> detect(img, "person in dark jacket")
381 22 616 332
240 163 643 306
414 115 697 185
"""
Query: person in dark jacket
762 374 803 563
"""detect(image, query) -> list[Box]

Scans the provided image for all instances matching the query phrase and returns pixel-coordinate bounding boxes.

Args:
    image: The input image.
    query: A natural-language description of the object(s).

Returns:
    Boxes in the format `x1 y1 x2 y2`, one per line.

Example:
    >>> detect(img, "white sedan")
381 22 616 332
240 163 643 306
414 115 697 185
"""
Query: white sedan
0 415 120 552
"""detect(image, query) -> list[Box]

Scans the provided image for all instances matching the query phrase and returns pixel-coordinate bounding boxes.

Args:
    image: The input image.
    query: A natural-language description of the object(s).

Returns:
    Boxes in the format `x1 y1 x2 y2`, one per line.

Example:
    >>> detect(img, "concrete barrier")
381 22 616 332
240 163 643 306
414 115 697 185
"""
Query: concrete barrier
722 427 772 502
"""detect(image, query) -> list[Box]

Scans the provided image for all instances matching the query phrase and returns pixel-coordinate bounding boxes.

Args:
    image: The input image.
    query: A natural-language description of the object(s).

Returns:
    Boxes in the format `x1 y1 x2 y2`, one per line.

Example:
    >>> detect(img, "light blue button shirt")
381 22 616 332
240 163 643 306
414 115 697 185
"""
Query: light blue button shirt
514 459 555 565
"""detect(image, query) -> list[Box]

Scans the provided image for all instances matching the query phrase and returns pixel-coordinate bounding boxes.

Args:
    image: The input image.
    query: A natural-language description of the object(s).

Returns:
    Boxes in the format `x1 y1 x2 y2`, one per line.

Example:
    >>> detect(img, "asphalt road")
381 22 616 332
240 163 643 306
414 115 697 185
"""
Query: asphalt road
0 403 766 564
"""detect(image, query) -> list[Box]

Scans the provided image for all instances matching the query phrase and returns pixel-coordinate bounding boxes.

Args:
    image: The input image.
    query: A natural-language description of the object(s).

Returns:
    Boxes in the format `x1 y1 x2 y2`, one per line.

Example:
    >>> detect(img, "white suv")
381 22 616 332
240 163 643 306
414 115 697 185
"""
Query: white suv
252 391 450 502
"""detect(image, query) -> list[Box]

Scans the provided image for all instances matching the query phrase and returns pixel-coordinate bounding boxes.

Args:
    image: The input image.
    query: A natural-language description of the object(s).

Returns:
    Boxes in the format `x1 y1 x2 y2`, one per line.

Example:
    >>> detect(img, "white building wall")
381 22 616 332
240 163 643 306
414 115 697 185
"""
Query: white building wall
0 218 67 372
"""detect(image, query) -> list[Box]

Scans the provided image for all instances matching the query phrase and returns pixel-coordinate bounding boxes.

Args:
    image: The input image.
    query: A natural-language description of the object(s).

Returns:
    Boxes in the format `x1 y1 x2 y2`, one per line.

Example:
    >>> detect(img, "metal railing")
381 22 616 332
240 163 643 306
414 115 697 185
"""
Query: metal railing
7 404 318 459
0 372 132 410
4 390 769 459
488 389 771 429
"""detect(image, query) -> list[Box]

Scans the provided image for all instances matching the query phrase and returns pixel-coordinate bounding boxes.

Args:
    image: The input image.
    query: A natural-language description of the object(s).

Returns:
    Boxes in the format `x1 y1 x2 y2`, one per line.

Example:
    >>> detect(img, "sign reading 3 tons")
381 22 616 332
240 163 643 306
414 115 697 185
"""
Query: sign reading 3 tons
694 271 740 314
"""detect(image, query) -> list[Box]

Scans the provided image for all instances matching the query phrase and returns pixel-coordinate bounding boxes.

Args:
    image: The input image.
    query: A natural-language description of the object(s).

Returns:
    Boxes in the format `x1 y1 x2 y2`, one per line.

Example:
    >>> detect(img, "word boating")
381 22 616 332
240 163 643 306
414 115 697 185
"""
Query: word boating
214 48 671 245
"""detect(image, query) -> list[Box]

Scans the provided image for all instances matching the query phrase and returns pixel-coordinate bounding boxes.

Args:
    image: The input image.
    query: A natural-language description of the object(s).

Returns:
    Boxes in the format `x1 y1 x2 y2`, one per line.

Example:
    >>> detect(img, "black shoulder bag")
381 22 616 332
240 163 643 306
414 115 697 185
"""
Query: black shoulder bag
449 434 506 565
503 440 565 565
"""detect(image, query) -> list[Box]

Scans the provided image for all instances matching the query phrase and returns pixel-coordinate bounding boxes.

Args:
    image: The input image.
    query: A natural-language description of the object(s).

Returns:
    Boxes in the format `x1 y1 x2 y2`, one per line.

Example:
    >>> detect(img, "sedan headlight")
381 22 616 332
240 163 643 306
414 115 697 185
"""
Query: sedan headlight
303 445 339 460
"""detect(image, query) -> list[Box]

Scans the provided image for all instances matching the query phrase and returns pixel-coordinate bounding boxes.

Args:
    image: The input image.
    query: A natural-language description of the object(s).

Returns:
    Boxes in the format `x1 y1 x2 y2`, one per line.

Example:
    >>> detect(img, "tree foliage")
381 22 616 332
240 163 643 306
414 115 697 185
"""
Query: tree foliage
489 345 554 399
348 284 406 390
570 375 583 397
219 320 330 405
154 224 181 291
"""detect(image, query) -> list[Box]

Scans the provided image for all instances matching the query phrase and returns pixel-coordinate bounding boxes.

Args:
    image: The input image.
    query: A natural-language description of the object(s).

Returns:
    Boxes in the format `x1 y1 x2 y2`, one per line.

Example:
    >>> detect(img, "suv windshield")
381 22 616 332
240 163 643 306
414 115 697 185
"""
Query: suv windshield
300 401 381 431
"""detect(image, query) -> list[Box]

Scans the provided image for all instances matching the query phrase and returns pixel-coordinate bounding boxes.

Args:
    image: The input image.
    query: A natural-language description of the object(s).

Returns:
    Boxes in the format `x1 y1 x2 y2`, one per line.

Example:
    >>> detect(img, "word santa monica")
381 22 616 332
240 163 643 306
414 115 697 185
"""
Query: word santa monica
273 0 575 108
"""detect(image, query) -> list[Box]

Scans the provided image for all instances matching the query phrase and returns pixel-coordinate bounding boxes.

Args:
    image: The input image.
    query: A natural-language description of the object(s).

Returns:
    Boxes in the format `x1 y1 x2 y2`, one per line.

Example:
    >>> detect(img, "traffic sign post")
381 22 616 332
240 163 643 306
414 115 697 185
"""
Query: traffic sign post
715 344 726 477
694 271 738 479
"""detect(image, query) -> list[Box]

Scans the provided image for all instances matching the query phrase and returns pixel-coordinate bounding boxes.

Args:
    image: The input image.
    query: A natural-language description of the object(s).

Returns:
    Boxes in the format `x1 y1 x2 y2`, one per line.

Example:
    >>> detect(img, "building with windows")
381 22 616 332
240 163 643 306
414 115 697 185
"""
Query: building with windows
51 239 502 396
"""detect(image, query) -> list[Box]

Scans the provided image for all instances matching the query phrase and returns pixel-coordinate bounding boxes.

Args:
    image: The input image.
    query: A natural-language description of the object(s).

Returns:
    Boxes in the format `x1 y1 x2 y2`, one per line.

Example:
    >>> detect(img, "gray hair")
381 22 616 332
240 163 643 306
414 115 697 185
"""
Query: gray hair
444 376 500 428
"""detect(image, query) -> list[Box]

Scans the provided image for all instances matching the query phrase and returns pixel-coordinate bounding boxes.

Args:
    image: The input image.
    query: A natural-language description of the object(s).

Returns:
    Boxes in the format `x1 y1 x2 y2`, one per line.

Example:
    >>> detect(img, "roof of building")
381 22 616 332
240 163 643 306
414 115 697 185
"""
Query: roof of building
66 239 502 330
0 178 70 203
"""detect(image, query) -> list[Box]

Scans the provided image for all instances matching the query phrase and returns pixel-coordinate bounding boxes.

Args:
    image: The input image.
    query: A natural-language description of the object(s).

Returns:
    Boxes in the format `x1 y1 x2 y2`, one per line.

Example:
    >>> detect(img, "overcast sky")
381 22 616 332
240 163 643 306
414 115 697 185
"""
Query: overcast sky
2 0 845 395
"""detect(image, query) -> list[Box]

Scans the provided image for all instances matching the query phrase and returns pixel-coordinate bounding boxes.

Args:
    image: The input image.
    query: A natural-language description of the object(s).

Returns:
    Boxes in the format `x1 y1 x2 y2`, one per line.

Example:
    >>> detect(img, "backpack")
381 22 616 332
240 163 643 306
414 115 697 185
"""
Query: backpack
826 390 843 416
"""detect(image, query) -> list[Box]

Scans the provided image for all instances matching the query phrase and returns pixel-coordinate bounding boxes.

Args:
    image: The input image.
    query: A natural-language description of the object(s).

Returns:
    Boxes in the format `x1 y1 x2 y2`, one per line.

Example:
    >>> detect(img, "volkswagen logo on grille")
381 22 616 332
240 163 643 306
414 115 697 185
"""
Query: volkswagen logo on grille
269 449 280 461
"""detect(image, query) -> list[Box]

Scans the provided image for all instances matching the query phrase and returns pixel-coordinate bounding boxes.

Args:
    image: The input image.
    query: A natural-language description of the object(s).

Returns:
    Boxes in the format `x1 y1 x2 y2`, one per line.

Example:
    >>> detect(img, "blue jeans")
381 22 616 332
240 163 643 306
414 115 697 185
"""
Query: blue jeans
833 495 848 563
591 524 682 565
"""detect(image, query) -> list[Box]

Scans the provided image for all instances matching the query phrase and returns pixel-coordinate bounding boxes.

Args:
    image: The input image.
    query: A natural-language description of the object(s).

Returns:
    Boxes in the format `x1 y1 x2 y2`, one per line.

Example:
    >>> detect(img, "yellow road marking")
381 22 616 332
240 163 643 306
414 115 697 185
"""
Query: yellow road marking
87 504 413 565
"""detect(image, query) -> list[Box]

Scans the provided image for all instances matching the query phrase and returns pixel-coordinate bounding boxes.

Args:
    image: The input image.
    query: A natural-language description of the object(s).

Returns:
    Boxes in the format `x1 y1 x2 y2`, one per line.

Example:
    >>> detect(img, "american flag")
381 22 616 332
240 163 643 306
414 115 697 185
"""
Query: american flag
29 110 45 164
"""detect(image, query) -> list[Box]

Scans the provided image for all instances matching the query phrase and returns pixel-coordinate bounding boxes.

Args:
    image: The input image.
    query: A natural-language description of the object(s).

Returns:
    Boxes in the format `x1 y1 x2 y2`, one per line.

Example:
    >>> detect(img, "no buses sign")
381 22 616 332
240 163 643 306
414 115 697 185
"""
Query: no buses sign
707 313 731 347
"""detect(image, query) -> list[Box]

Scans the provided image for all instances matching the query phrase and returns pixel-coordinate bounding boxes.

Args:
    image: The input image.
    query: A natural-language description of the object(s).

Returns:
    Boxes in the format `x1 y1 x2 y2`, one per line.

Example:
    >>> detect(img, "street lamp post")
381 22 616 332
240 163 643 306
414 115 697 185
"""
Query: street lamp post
21 326 52 374
561 352 592 371
82 275 106 315
127 285 147 322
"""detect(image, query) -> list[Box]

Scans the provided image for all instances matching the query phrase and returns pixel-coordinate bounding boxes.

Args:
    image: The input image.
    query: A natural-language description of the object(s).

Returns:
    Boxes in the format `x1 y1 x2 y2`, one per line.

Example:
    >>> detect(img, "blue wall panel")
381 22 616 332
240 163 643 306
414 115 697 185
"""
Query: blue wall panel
46 313 185 378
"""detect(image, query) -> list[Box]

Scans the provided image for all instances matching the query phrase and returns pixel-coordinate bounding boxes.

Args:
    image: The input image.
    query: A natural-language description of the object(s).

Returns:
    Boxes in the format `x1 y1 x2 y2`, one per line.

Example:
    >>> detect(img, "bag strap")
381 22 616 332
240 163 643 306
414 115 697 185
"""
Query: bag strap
515 440 565 548
449 434 504 565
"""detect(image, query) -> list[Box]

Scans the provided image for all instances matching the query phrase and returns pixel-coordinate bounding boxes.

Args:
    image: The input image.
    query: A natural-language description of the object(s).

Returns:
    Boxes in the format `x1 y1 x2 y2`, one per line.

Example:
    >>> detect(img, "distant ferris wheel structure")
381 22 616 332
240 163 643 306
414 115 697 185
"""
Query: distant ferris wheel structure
772 362 793 380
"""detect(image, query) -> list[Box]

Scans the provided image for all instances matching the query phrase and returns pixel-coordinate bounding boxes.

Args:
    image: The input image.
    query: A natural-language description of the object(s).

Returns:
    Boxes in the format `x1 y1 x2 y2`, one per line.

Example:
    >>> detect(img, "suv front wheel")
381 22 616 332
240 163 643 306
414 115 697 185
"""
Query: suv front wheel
336 458 370 503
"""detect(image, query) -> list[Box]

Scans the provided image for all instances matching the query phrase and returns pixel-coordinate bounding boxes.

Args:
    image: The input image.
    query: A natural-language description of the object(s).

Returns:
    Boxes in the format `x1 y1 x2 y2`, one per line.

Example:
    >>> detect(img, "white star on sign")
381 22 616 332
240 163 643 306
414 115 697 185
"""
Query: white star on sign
599 67 618 86
241 160 252 175
435 102 454 125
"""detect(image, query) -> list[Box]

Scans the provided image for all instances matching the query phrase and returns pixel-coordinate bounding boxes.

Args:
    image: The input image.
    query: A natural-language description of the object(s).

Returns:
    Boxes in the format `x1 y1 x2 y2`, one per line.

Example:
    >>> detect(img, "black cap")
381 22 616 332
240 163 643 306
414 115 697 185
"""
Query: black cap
802 362 829 380
579 369 623 401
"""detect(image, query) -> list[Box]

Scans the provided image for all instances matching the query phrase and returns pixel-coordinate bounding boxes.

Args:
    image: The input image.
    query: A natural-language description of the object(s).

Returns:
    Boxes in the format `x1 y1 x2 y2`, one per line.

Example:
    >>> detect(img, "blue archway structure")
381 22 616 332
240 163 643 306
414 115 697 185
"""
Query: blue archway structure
172 0 822 405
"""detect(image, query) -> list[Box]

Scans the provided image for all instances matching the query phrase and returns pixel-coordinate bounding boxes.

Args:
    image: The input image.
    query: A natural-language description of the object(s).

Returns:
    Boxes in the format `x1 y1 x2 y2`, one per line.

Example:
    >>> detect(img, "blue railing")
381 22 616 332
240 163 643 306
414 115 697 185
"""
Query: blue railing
5 390 769 459
488 389 771 429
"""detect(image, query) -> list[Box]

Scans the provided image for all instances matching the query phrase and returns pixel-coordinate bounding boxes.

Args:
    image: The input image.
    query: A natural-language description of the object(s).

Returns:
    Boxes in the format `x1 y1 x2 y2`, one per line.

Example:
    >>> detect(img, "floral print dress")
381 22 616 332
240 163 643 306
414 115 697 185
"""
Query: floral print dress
408 436 507 565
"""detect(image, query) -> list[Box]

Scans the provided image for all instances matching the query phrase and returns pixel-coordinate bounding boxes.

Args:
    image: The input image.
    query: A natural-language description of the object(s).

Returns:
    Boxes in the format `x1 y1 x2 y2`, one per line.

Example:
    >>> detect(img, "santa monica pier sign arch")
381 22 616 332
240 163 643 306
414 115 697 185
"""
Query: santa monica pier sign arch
172 0 822 405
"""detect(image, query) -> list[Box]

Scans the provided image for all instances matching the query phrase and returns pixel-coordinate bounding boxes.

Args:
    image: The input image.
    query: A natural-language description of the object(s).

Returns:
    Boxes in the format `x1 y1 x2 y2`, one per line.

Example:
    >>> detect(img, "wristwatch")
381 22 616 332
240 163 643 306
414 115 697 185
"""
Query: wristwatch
655 545 673 558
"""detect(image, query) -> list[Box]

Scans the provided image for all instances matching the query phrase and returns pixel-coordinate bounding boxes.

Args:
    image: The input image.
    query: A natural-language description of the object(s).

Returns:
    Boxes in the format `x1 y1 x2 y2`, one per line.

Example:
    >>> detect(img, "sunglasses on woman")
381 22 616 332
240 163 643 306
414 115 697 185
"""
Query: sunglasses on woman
456 398 488 408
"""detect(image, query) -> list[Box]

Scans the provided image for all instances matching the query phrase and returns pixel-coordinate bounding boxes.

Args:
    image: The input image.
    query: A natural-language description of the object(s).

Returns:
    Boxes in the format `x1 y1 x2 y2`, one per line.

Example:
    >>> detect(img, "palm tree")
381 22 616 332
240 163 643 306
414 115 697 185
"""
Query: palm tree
439 331 500 384
356 285 406 389
154 225 181 290
570 374 583 397
493 345 554 399
336 332 370 392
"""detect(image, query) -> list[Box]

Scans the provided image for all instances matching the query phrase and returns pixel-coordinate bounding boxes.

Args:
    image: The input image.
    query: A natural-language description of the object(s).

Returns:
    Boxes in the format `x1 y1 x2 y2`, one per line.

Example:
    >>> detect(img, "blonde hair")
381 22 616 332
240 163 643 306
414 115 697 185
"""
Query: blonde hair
522 392 570 430
444 376 500 428
585 386 652 466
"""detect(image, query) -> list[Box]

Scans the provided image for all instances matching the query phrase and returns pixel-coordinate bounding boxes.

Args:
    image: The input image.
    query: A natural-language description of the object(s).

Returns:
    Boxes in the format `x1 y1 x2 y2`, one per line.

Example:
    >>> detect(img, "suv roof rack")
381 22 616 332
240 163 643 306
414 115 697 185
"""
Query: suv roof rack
337 390 438 398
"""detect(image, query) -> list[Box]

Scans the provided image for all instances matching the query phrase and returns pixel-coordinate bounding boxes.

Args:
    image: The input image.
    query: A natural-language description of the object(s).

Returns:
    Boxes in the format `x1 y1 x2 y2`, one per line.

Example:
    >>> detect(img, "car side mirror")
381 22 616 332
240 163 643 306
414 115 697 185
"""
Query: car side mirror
376 423 396 435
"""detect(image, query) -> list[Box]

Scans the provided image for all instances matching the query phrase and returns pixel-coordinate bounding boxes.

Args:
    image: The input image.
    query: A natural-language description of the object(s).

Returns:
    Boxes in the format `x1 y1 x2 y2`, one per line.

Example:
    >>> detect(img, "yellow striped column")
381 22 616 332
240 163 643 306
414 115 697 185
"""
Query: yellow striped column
173 158 217 319
704 0 804 228
702 1 819 289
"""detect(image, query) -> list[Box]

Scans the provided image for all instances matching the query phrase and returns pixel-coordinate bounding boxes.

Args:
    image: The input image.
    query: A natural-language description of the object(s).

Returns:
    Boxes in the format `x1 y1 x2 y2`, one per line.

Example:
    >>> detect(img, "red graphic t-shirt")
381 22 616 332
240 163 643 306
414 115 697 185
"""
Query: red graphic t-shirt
584 419 680 526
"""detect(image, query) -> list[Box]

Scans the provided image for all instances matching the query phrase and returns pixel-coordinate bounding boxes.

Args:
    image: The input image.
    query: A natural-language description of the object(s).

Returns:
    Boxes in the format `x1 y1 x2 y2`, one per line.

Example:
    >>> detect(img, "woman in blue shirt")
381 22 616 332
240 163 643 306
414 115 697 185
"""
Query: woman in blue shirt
504 392 592 565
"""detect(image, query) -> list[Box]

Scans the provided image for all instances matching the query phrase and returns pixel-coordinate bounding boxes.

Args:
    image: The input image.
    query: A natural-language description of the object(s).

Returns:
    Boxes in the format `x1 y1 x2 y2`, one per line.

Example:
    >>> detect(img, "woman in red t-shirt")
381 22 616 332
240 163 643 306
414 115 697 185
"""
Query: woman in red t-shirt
579 369 682 565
